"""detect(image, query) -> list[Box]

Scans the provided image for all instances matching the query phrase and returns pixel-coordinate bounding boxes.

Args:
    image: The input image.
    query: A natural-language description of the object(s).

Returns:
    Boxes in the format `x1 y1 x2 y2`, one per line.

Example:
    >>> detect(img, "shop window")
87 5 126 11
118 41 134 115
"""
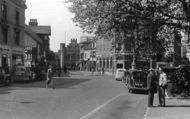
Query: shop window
107 57 109 68
110 57 113 68
2 4 7 20
103 58 105 68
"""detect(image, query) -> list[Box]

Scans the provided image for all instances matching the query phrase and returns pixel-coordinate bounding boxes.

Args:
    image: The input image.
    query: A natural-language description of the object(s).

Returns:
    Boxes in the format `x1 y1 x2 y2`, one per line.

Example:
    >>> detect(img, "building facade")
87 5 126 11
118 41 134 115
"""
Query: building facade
79 36 96 70
24 25 43 67
0 0 26 69
96 37 114 73
28 19 51 60
59 39 80 70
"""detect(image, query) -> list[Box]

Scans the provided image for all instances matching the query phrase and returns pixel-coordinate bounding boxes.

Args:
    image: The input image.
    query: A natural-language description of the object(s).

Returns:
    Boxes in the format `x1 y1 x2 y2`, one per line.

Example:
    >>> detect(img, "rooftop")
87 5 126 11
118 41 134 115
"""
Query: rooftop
29 26 51 35
25 25 43 44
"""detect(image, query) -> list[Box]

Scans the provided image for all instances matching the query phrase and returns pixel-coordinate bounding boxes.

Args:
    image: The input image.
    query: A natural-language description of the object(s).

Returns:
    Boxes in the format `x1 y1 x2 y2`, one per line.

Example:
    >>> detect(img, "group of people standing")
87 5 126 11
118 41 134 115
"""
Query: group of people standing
147 67 167 107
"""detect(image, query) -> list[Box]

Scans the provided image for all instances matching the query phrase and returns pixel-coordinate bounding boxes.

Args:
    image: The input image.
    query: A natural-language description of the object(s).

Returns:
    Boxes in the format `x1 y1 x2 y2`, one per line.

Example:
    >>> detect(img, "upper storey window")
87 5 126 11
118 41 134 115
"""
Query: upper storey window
2 4 7 20
16 11 20 25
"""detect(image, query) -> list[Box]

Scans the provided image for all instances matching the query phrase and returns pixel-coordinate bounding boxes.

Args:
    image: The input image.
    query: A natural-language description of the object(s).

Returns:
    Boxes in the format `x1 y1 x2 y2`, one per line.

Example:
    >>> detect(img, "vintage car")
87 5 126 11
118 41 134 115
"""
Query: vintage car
115 68 127 81
125 69 148 93
12 66 33 82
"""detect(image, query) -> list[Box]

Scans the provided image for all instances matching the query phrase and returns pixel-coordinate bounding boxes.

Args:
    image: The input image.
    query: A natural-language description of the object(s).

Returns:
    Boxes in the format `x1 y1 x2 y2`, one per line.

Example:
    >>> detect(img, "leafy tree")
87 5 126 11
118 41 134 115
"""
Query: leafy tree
66 0 190 56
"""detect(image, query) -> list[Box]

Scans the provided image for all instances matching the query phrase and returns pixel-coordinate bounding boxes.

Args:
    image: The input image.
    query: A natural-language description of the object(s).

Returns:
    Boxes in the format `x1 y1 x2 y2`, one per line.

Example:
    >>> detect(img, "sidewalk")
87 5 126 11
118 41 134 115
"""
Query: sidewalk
145 95 190 119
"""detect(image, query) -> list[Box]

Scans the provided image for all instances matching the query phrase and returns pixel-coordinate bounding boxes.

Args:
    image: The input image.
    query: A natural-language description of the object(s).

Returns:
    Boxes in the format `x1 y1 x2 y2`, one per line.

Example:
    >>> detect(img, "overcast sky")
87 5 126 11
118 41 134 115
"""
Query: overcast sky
25 0 87 52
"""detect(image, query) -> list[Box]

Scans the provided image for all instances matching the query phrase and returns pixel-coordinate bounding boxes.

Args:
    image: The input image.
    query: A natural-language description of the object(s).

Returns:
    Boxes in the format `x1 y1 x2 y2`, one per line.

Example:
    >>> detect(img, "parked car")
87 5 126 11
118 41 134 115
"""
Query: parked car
115 68 127 81
12 66 33 82
126 69 148 93
0 70 11 86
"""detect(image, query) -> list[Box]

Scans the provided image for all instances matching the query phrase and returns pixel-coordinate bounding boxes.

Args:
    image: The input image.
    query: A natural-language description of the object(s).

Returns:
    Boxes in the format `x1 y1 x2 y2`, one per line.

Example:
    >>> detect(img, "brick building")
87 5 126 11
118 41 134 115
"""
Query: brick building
0 0 27 69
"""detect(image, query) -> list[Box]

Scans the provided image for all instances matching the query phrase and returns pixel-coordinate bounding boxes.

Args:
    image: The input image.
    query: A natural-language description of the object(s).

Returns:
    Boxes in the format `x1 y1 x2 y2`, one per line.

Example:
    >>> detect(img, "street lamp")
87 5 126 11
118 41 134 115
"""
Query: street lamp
131 30 137 70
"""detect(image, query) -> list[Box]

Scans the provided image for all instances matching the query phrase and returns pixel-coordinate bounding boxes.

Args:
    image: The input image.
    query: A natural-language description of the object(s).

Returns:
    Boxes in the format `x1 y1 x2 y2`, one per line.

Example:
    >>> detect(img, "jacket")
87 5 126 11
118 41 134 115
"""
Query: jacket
147 72 157 91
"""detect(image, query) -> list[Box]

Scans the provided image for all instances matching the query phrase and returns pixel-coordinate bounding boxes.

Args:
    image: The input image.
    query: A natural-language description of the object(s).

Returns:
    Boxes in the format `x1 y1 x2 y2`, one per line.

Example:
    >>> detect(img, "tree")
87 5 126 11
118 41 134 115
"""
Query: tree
66 0 189 56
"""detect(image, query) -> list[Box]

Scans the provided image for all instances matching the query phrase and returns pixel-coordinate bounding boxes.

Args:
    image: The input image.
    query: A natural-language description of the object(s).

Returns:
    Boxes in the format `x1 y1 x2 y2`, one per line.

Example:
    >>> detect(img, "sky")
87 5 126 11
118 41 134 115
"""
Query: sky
25 0 88 52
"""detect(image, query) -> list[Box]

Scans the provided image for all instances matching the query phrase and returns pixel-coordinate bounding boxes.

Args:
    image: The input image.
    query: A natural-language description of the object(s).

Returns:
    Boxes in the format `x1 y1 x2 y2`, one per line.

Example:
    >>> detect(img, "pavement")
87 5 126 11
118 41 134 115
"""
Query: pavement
145 94 190 119
66 71 190 119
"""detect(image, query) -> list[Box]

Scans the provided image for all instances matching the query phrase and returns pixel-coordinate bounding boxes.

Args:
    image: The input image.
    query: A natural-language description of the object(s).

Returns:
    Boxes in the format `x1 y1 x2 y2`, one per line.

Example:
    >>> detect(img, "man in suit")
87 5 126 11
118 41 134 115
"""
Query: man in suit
147 68 157 107
158 67 167 107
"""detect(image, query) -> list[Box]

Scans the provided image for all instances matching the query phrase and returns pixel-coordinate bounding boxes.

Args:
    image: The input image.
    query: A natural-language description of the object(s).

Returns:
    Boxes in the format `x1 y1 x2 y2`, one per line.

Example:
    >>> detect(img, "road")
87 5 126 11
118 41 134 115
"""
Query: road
0 71 147 119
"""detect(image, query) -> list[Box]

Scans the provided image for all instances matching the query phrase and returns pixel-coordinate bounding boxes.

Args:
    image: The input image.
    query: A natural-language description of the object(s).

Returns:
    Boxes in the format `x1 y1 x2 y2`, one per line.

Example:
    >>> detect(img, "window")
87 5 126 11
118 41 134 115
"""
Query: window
16 11 20 25
2 4 7 20
2 28 8 44
14 30 20 46
107 57 109 68
110 57 113 68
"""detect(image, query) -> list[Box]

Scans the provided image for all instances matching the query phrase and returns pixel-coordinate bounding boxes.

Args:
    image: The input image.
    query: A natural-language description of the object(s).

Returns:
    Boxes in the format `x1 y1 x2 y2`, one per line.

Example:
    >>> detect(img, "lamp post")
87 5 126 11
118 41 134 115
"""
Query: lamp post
131 30 137 70
112 28 116 74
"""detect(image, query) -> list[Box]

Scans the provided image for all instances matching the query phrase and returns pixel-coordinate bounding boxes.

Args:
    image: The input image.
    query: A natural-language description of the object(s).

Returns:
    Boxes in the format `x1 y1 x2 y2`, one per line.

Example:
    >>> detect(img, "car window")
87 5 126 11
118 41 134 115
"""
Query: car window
132 72 140 79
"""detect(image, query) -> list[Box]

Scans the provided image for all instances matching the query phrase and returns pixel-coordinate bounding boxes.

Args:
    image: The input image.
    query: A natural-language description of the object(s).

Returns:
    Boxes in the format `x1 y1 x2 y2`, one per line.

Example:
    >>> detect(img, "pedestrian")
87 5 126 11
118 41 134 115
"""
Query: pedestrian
147 68 157 107
63 66 67 75
58 67 62 77
101 67 104 75
158 67 167 107
46 65 54 89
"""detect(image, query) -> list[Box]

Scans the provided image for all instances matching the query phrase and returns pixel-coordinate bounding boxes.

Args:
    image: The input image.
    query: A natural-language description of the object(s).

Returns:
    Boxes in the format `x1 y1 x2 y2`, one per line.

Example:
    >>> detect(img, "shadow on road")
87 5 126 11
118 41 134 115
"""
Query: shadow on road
0 86 13 95
11 77 91 89
130 90 148 95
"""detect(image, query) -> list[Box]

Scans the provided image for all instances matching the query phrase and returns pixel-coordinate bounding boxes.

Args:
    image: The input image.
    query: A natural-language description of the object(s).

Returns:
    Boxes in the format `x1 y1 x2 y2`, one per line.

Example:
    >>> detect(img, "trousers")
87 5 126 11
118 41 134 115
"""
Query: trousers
148 90 155 107
158 86 165 106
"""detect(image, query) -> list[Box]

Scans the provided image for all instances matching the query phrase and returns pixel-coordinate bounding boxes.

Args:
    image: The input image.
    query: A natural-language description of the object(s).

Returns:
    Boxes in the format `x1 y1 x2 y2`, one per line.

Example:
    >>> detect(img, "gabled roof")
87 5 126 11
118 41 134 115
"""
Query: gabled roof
29 26 51 35
25 25 43 44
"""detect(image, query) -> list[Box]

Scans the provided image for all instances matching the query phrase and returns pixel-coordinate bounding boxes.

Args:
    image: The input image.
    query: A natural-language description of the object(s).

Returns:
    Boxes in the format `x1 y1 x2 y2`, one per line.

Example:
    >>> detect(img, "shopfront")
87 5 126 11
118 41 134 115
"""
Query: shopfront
0 44 24 69
0 45 11 68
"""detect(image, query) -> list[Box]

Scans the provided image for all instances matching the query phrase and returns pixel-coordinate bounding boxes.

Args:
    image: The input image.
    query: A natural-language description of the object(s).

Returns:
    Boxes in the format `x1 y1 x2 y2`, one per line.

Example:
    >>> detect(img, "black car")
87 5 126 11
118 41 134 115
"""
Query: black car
125 69 148 93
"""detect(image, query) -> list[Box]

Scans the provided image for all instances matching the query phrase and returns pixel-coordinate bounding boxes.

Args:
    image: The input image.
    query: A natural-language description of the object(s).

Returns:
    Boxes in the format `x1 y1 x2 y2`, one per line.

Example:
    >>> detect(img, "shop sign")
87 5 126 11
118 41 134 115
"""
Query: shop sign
25 46 32 50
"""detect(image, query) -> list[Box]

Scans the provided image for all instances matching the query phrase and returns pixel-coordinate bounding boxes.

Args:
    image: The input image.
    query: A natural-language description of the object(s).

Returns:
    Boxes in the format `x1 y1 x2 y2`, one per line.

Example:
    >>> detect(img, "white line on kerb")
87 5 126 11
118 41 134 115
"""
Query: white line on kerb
143 108 150 119
80 95 121 119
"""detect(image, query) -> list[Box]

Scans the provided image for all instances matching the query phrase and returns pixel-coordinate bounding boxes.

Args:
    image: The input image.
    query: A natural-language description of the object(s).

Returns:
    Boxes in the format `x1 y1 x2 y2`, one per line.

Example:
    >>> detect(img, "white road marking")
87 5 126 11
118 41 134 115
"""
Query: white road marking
80 94 121 119
143 107 150 119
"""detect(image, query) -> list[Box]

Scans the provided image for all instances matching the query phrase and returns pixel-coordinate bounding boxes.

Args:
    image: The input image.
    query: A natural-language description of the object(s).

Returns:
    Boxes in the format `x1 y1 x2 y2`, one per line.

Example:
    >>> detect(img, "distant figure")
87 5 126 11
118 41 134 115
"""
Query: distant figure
158 67 167 107
147 68 157 107
101 67 104 75
63 66 67 75
58 67 62 77
46 65 54 89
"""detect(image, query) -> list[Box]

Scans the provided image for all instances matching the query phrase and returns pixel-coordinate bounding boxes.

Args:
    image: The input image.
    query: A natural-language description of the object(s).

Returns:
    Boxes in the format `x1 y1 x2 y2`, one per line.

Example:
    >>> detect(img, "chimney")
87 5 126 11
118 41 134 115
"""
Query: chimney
29 19 38 26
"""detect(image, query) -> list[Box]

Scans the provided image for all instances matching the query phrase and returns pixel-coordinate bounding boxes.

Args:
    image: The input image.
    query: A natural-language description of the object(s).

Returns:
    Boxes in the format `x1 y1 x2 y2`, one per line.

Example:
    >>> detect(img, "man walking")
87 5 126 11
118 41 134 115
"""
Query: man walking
158 67 167 107
46 65 54 89
147 68 157 107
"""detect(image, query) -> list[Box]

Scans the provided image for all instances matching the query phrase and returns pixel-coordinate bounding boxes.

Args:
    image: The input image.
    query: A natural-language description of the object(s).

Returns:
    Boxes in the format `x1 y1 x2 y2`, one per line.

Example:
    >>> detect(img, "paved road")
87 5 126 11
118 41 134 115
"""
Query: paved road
0 71 147 119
